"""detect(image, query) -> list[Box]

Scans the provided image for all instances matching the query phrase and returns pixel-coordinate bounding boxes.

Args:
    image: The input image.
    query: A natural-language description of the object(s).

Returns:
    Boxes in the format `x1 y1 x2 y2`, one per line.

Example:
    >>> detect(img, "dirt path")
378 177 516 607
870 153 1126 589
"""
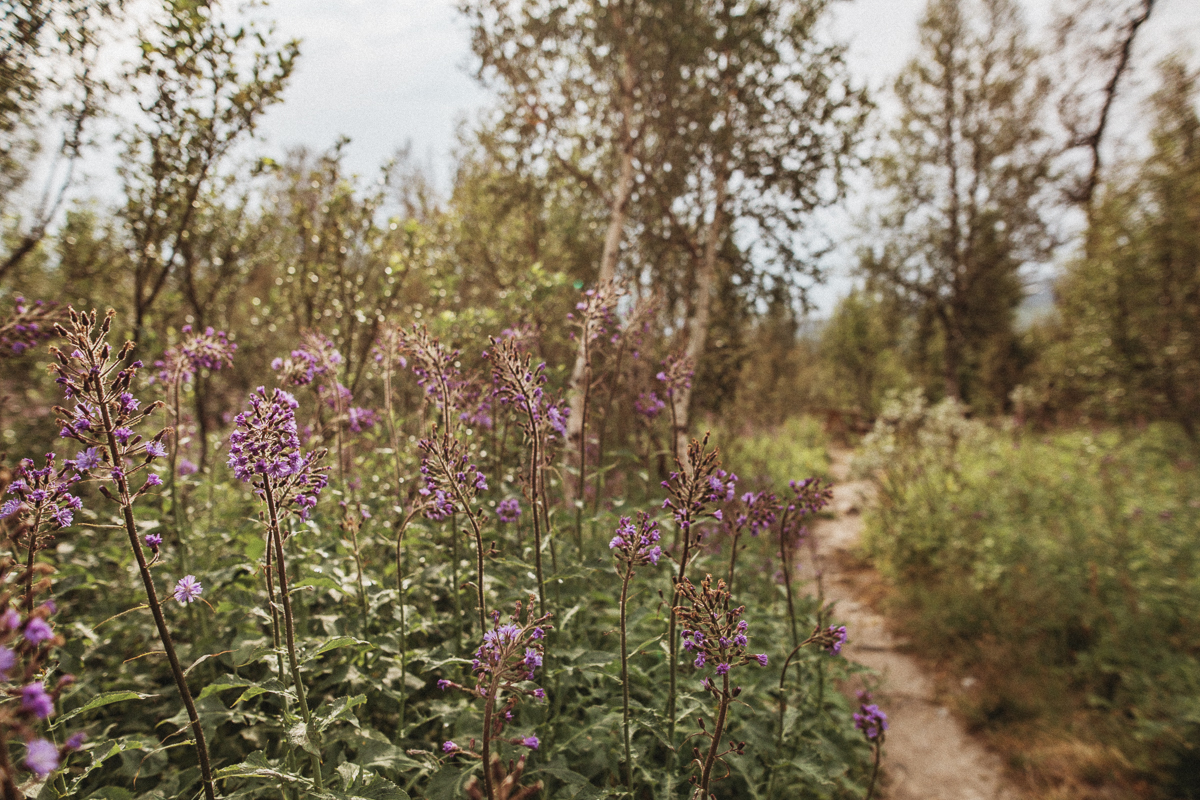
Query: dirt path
805 450 1022 800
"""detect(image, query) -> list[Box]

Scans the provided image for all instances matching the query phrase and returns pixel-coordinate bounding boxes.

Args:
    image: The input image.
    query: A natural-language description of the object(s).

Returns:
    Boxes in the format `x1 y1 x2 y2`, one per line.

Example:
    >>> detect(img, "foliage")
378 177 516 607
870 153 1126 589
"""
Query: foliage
1030 57 1200 442
859 0 1053 411
860 398 1200 798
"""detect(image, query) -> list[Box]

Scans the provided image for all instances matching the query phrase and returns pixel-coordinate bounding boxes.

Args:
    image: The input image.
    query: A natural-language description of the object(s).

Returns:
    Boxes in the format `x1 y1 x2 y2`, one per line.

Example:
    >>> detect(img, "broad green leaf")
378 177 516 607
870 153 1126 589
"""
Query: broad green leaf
52 692 158 730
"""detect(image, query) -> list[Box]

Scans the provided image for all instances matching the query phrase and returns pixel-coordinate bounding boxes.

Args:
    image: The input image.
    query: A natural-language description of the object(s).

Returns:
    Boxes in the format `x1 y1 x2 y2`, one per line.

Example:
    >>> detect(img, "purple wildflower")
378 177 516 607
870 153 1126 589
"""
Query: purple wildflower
520 736 539 750
437 679 452 691
145 533 163 550
22 683 54 719
178 458 198 476
496 498 521 523
155 326 236 385
173 575 203 605
443 741 459 753
24 618 54 645
609 513 663 568
24 738 59 777
145 440 168 458
0 646 14 679
227 387 329 519
853 694 888 742
65 732 86 751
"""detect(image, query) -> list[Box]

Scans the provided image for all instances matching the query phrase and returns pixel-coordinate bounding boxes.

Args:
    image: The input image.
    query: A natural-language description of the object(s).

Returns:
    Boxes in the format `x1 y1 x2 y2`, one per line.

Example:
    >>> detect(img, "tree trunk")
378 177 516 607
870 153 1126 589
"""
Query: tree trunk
671 160 729 471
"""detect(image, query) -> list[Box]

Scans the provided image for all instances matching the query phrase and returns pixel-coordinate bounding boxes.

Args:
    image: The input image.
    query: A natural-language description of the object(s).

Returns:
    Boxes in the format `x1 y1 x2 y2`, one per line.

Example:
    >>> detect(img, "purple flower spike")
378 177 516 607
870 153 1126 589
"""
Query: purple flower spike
853 695 889 742
173 575 203 605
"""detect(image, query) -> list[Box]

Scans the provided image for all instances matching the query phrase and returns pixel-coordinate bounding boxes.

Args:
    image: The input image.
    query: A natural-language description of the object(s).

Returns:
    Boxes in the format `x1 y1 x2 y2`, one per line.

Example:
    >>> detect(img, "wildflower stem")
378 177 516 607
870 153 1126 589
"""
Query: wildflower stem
778 506 800 649
97 386 217 800
618 565 634 792
23 507 42 610
698 671 731 799
865 740 882 800
481 685 497 800
383 352 411 728
263 476 323 791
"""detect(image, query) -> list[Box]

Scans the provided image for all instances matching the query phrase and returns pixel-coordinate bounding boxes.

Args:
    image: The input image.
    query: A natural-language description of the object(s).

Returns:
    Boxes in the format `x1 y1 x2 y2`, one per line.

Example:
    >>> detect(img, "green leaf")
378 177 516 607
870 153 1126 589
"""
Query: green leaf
314 694 366 732
305 635 372 662
51 692 158 730
215 751 312 785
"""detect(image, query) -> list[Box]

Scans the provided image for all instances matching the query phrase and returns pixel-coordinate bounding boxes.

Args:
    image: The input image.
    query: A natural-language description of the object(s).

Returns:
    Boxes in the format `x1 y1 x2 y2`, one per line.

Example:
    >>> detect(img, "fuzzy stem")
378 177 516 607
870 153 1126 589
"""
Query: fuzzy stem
383 354 410 729
864 741 882 800
481 681 499 800
348 520 369 633
22 508 42 611
263 477 323 790
96 386 217 800
698 672 731 799
726 531 742 597
619 566 635 791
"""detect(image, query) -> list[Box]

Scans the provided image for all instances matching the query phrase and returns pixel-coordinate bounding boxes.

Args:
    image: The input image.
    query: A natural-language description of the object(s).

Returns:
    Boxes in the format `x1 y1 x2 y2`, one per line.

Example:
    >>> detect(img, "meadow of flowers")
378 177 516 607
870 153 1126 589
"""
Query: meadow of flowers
0 295 881 799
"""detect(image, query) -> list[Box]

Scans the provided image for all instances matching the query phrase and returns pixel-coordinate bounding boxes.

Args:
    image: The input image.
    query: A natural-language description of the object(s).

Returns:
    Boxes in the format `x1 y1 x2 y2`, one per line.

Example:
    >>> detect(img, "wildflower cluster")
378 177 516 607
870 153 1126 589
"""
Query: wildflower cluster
154 325 236 384
487 338 570 439
46 308 218 800
781 477 833 537
438 599 552 775
633 390 666 419
317 381 377 434
227 387 329 519
608 512 662 568
0 598 84 782
393 324 464 423
1 454 83 534
496 498 521 523
674 574 766 798
271 331 343 387
656 352 694 398
676 575 768 678
727 490 778 536
0 297 63 356
854 691 888 742
566 281 622 346
417 434 487 521
662 436 728 536
49 310 168 495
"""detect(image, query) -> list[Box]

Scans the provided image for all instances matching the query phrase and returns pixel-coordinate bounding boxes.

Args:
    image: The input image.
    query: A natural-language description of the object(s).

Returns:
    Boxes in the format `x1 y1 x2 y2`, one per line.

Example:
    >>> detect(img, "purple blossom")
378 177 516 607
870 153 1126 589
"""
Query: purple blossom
496 498 521 523
65 733 86 751
437 679 452 691
227 387 328 519
155 326 236 384
853 695 888 742
24 618 54 645
68 447 101 472
178 458 198 476
520 736 539 750
144 474 163 488
755 653 768 666
609 513 662 569
271 332 342 387
0 646 14 680
2 454 83 533
21 683 54 719
24 738 59 777
145 533 163 550
824 625 847 656
0 297 62 356
347 406 377 433
634 390 666 420
656 352 694 397
442 741 459 753
173 575 203 605
145 440 168 458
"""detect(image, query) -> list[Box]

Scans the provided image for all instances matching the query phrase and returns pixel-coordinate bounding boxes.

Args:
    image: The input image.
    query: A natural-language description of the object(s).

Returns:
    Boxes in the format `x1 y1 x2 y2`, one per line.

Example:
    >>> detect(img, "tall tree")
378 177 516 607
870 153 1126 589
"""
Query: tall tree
0 0 119 281
118 0 296 341
1046 57 1200 441
862 0 1053 406
649 0 867 462
1051 0 1156 224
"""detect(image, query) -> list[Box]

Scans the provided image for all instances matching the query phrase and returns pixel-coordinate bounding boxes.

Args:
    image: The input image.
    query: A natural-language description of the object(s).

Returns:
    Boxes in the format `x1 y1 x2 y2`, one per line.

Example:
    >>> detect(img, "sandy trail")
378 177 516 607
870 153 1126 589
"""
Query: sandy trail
804 451 1022 800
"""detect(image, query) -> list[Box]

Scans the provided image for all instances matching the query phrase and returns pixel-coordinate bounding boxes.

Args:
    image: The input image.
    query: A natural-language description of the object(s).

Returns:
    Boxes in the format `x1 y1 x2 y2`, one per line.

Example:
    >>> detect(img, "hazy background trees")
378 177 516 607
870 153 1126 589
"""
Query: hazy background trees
1 0 1197 450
